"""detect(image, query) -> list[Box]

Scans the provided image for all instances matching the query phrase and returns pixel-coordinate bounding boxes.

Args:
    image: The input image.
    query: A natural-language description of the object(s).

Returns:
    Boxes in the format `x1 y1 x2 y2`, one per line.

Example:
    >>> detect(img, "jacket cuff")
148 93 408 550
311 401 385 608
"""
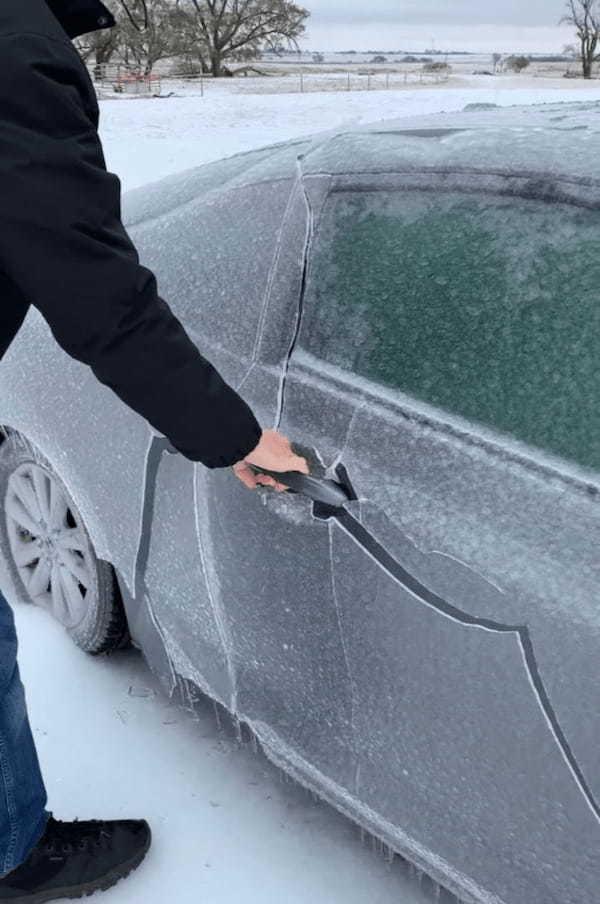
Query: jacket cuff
201 419 263 469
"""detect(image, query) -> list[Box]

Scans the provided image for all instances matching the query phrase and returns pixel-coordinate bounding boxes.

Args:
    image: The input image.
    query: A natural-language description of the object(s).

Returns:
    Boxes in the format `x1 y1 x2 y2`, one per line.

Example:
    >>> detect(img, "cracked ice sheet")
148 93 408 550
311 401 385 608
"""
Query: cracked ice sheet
192 450 358 794
279 344 600 904
326 508 600 904
305 368 600 903
338 388 600 799
140 445 233 705
127 177 295 392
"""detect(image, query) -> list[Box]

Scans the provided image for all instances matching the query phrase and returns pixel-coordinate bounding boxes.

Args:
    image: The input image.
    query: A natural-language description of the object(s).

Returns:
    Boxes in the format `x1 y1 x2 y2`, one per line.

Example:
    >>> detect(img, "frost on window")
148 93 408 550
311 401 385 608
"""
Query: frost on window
300 190 600 472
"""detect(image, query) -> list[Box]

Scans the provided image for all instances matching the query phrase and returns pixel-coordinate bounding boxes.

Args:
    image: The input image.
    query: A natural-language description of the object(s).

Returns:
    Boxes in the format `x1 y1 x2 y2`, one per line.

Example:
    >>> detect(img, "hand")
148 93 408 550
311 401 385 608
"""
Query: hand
232 428 309 491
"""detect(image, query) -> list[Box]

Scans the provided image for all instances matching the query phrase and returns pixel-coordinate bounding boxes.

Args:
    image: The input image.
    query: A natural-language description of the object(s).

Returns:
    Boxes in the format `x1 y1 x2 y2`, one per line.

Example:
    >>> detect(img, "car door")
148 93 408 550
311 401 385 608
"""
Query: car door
127 172 299 706
276 173 600 904
192 179 358 793
129 162 357 798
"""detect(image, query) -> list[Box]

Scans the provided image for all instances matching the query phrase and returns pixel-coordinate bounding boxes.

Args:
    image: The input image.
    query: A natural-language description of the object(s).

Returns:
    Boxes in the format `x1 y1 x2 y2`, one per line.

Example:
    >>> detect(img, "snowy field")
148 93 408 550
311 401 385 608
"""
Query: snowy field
8 75 600 903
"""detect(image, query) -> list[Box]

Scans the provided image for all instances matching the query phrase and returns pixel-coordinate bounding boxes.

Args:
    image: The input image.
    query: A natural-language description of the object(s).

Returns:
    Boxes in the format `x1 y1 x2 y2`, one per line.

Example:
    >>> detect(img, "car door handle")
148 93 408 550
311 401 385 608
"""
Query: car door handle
247 465 351 508
165 438 351 508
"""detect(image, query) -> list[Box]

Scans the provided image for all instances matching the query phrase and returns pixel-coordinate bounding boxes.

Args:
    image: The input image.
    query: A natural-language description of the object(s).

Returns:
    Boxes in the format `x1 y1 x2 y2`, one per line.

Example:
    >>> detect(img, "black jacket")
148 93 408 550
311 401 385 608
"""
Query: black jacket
0 0 263 468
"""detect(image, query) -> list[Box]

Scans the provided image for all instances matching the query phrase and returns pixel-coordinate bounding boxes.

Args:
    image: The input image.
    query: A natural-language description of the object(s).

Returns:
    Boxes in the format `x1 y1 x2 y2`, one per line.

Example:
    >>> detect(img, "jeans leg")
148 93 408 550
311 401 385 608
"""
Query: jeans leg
0 590 49 877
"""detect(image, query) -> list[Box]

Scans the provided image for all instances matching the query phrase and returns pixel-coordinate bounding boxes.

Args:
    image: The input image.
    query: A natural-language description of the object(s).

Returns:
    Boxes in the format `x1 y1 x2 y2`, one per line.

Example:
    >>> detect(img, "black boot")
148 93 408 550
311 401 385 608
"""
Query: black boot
0 814 151 902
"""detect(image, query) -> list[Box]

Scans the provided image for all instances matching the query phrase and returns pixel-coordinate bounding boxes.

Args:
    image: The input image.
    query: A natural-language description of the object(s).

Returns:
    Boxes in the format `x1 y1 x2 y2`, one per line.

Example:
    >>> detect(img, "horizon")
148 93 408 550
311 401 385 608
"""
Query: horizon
298 1 577 55
299 26 576 56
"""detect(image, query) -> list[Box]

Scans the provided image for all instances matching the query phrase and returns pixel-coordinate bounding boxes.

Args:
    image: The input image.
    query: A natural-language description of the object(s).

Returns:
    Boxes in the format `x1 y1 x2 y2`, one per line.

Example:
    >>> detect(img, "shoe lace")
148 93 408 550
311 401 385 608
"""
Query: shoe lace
39 816 111 856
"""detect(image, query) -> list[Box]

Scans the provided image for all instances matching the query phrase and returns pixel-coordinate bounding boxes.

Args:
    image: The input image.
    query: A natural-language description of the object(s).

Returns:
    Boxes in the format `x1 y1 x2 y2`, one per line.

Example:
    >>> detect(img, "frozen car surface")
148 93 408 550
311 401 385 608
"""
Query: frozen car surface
2 100 600 904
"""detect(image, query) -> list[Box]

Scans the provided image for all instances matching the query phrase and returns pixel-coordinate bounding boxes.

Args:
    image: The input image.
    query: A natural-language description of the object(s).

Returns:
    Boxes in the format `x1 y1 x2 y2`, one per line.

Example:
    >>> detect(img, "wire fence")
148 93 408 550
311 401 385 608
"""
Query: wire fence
89 62 450 97
237 70 451 94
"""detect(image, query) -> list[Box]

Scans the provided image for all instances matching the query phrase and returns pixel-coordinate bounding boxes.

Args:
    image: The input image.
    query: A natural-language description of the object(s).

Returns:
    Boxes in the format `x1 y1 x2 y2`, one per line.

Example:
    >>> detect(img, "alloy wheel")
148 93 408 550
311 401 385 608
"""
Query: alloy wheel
5 462 95 628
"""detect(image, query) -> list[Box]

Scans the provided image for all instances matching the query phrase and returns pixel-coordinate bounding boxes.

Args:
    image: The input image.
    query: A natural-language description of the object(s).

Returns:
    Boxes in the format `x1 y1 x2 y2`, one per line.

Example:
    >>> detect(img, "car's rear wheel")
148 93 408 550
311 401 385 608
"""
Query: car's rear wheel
0 431 129 654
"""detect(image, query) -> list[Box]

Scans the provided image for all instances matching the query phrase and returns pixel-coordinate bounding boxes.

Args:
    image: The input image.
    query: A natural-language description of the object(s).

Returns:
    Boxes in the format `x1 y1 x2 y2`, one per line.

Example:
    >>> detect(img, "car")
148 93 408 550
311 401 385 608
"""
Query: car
1 99 600 904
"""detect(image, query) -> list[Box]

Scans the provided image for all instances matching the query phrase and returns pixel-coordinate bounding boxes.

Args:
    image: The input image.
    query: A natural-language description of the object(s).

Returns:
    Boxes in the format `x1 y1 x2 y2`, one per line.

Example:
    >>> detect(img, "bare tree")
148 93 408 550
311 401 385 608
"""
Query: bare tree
175 0 309 77
562 0 600 78
116 0 179 74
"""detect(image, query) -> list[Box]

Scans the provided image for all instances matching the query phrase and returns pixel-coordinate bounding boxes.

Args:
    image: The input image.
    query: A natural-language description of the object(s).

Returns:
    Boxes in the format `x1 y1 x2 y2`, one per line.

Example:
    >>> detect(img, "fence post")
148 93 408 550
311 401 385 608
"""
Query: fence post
300 71 304 93
347 72 351 91
367 72 371 90
200 73 204 97
386 72 390 89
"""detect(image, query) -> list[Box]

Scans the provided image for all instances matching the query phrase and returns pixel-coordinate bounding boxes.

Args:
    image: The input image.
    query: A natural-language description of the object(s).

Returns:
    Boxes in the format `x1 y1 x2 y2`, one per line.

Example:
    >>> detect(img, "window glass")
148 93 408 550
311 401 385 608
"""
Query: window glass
299 190 600 471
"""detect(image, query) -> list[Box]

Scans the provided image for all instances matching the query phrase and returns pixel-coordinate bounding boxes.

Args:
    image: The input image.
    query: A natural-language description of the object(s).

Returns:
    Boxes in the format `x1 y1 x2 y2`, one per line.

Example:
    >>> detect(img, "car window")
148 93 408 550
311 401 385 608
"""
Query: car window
298 189 600 472
131 178 293 361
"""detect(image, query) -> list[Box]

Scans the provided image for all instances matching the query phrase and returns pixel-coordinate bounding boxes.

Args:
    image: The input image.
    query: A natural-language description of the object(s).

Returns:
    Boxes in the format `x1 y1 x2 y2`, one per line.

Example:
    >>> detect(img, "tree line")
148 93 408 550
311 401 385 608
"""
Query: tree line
75 0 309 78
75 0 600 81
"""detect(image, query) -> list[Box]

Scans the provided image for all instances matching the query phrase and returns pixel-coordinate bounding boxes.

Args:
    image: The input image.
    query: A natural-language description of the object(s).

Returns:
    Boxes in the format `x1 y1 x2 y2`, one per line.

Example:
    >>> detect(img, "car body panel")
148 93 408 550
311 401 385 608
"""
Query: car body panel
2 100 600 904
0 307 152 594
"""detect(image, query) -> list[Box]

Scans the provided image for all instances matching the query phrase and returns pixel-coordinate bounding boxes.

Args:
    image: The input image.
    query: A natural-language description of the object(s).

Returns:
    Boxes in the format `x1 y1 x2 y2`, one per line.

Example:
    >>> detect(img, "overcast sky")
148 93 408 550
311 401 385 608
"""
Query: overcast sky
300 0 575 53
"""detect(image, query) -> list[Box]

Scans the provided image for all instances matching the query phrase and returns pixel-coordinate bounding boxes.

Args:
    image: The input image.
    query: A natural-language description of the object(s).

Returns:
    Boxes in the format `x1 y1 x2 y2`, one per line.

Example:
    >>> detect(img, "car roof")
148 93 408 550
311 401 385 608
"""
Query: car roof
123 100 600 226
297 100 600 189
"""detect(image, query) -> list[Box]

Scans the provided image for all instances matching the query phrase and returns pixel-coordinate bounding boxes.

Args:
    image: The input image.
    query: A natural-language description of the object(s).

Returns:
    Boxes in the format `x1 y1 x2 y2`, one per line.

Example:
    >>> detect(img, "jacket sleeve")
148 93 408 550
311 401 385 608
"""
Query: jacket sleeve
0 33 263 469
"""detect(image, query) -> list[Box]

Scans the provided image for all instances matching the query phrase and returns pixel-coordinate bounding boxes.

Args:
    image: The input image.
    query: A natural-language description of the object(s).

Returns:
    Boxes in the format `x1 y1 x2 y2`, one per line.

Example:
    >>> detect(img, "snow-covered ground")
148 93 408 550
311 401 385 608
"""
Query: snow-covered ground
8 76 600 903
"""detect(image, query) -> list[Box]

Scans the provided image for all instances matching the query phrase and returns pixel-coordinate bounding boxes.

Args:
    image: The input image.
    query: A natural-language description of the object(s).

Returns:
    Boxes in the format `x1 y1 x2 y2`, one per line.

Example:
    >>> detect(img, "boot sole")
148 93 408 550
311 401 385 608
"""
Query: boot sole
6 829 152 904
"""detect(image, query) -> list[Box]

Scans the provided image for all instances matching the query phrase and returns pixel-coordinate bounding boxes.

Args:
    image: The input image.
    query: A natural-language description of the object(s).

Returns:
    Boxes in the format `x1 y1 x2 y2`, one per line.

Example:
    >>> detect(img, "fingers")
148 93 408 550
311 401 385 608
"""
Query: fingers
232 464 288 492
232 464 256 489
293 455 310 475
255 473 289 492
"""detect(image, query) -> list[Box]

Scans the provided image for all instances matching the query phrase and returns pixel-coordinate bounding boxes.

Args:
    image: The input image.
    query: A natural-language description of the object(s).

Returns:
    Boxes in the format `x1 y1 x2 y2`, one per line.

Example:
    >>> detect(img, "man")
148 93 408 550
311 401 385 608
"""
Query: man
0 0 309 900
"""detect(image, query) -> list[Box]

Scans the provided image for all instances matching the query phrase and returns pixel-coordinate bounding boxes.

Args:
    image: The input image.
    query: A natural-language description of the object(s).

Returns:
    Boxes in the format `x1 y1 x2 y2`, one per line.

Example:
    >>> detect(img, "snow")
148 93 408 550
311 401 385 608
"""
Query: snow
99 80 600 192
13 600 435 904
7 76 600 903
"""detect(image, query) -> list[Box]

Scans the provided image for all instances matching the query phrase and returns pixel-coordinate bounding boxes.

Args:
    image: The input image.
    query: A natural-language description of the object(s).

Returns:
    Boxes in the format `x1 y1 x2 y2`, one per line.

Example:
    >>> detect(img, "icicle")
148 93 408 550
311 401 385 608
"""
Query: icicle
212 700 222 732
233 715 242 744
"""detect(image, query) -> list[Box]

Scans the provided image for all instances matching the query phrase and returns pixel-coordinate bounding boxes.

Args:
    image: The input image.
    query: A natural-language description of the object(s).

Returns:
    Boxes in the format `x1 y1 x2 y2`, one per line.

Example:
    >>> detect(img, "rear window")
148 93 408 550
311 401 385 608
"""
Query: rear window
298 189 600 472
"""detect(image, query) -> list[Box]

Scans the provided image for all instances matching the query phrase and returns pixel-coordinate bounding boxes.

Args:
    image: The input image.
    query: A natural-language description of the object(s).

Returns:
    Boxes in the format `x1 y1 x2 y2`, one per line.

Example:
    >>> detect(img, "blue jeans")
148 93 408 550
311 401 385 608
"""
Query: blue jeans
0 590 48 877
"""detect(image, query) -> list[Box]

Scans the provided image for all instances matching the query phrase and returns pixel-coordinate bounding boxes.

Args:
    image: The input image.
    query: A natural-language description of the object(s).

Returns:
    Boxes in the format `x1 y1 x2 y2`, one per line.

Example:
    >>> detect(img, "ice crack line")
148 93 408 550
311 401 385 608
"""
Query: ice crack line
193 466 239 712
333 506 600 825
132 433 177 691
327 521 361 796
275 171 315 427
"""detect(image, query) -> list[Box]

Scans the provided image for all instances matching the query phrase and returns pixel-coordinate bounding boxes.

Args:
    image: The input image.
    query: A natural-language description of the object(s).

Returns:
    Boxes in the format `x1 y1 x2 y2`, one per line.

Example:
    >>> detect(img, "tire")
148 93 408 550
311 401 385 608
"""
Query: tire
0 431 130 654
